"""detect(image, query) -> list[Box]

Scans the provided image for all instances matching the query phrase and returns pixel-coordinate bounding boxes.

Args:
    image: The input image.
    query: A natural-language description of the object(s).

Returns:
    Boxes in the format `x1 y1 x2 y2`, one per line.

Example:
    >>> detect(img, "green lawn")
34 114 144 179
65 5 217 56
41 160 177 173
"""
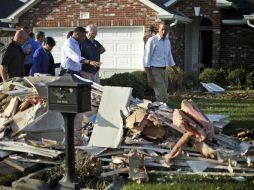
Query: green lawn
123 90 254 190
123 173 254 190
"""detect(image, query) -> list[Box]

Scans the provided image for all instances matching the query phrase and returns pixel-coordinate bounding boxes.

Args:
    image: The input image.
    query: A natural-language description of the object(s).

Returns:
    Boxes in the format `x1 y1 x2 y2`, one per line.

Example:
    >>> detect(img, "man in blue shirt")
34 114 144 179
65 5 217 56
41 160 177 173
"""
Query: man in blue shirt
21 26 40 76
60 27 89 75
80 24 106 84
30 37 56 76
143 22 177 102
35 31 45 47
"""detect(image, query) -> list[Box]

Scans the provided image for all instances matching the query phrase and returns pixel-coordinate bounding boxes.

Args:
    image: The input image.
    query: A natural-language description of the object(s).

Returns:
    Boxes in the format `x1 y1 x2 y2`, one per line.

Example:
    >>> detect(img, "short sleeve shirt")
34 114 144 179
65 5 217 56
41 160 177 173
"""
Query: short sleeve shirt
81 38 102 73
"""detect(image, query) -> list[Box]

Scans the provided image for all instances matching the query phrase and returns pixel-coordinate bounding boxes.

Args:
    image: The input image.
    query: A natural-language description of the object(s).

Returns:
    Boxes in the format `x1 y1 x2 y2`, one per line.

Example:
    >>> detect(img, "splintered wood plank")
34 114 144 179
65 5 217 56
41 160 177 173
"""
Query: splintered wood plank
101 167 129 177
3 158 38 172
88 86 132 148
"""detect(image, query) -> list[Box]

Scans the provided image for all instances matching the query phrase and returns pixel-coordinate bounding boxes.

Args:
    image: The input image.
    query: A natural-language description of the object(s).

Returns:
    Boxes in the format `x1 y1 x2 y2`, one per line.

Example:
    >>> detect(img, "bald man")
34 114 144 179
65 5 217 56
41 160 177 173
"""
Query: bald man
0 30 28 81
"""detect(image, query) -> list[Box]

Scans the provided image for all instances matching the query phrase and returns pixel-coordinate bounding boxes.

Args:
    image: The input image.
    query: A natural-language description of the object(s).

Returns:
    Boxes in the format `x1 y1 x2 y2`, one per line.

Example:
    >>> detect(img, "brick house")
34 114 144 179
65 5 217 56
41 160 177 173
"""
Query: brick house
1 0 254 77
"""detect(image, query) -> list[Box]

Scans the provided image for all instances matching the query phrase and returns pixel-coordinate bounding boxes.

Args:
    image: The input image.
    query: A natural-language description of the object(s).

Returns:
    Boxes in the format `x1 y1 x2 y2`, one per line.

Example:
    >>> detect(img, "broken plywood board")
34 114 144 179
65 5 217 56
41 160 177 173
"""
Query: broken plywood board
101 167 129 177
10 103 46 137
2 96 19 117
9 155 60 165
22 111 65 142
0 141 62 158
88 86 132 148
3 158 38 172
119 146 169 154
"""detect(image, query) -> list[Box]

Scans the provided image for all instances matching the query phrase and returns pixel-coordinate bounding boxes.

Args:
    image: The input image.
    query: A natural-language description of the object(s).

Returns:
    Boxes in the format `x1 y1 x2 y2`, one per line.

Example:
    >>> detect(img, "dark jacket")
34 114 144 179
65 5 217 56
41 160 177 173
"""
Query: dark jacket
0 41 25 78
48 52 55 76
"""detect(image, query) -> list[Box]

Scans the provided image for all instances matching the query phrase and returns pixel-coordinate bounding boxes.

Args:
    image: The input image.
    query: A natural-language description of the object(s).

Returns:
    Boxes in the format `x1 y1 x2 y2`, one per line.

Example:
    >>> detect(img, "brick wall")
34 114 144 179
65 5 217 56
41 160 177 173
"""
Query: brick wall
220 26 254 69
172 0 222 67
169 25 185 68
19 0 158 40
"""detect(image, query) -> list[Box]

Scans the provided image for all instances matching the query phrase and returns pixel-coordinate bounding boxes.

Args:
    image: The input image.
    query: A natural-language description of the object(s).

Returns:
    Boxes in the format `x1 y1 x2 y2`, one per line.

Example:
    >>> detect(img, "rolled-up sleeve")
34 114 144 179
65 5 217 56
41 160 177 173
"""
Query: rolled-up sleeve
64 41 84 63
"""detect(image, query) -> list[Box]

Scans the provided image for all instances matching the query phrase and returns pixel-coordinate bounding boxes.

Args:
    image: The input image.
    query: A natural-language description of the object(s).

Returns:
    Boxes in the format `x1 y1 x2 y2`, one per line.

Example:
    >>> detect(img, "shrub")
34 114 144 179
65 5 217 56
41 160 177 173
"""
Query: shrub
215 68 229 86
167 67 186 90
100 72 145 99
198 68 217 83
227 68 247 88
246 71 254 88
198 68 228 87
131 71 154 97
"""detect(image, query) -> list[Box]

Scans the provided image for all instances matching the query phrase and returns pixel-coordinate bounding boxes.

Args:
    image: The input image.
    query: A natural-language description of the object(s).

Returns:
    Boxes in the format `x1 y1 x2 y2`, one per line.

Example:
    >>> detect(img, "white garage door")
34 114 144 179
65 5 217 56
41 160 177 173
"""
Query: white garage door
34 27 144 77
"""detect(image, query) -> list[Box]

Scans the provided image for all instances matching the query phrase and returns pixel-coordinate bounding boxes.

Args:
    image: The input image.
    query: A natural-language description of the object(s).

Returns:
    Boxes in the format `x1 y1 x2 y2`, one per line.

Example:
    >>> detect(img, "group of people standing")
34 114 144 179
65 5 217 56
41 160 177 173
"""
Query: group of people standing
0 26 56 80
60 24 105 84
0 24 105 85
0 21 176 102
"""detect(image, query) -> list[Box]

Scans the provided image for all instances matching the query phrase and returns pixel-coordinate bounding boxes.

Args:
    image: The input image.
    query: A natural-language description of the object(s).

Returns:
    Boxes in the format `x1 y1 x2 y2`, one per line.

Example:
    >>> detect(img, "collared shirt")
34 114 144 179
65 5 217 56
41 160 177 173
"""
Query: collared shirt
61 37 84 72
29 47 50 76
35 40 42 47
143 33 175 68
0 41 25 78
81 38 102 73
22 37 40 65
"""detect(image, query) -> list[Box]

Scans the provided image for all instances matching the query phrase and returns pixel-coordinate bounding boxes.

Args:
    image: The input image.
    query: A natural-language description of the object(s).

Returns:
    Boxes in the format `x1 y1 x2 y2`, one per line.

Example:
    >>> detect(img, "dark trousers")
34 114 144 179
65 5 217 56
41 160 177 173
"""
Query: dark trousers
59 68 80 76
24 64 32 76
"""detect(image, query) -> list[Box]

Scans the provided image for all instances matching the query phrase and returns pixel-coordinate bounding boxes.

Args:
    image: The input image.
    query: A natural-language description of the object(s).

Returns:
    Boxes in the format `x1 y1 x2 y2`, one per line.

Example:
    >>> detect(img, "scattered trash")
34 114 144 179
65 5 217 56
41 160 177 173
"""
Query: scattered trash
201 82 225 94
0 76 253 189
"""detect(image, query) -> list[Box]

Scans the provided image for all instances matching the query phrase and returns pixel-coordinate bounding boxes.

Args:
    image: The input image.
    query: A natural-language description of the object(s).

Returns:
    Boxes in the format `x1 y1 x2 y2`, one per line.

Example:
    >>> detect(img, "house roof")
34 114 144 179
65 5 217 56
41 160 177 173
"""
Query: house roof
0 0 25 18
222 0 254 20
139 0 191 23
244 13 254 28
149 0 187 18
0 0 25 29
0 0 41 24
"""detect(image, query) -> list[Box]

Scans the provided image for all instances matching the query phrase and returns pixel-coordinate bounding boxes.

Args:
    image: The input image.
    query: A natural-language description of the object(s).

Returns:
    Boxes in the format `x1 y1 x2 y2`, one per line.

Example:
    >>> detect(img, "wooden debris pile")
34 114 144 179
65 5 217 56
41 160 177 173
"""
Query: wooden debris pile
0 77 254 187
76 97 254 183
0 77 65 184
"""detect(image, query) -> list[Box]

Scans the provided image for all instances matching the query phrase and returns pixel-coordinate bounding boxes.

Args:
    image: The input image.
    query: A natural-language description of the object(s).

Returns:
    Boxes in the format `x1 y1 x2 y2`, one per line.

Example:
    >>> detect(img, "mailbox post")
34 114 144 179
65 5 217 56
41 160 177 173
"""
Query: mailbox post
48 74 91 190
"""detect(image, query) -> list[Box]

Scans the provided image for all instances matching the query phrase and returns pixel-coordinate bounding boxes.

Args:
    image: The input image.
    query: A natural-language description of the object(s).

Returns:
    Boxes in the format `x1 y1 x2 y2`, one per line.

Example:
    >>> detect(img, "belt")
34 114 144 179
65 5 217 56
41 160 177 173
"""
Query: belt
150 66 166 69
59 68 80 76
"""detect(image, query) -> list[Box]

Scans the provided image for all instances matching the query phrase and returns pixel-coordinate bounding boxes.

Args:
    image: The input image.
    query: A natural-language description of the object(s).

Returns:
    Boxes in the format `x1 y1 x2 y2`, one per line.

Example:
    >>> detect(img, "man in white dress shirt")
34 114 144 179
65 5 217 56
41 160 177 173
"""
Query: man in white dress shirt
143 22 177 102
60 27 87 75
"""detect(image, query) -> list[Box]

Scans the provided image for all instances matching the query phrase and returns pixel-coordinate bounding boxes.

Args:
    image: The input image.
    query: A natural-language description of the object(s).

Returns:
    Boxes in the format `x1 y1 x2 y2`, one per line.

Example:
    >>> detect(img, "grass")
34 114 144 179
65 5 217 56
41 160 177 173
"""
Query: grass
123 173 254 190
123 90 254 190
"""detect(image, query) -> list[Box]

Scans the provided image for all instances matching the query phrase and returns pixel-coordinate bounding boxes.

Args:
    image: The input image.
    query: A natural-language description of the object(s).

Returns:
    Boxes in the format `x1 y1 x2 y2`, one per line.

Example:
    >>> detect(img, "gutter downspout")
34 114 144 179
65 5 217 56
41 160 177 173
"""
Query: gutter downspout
247 20 254 28
170 19 178 27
